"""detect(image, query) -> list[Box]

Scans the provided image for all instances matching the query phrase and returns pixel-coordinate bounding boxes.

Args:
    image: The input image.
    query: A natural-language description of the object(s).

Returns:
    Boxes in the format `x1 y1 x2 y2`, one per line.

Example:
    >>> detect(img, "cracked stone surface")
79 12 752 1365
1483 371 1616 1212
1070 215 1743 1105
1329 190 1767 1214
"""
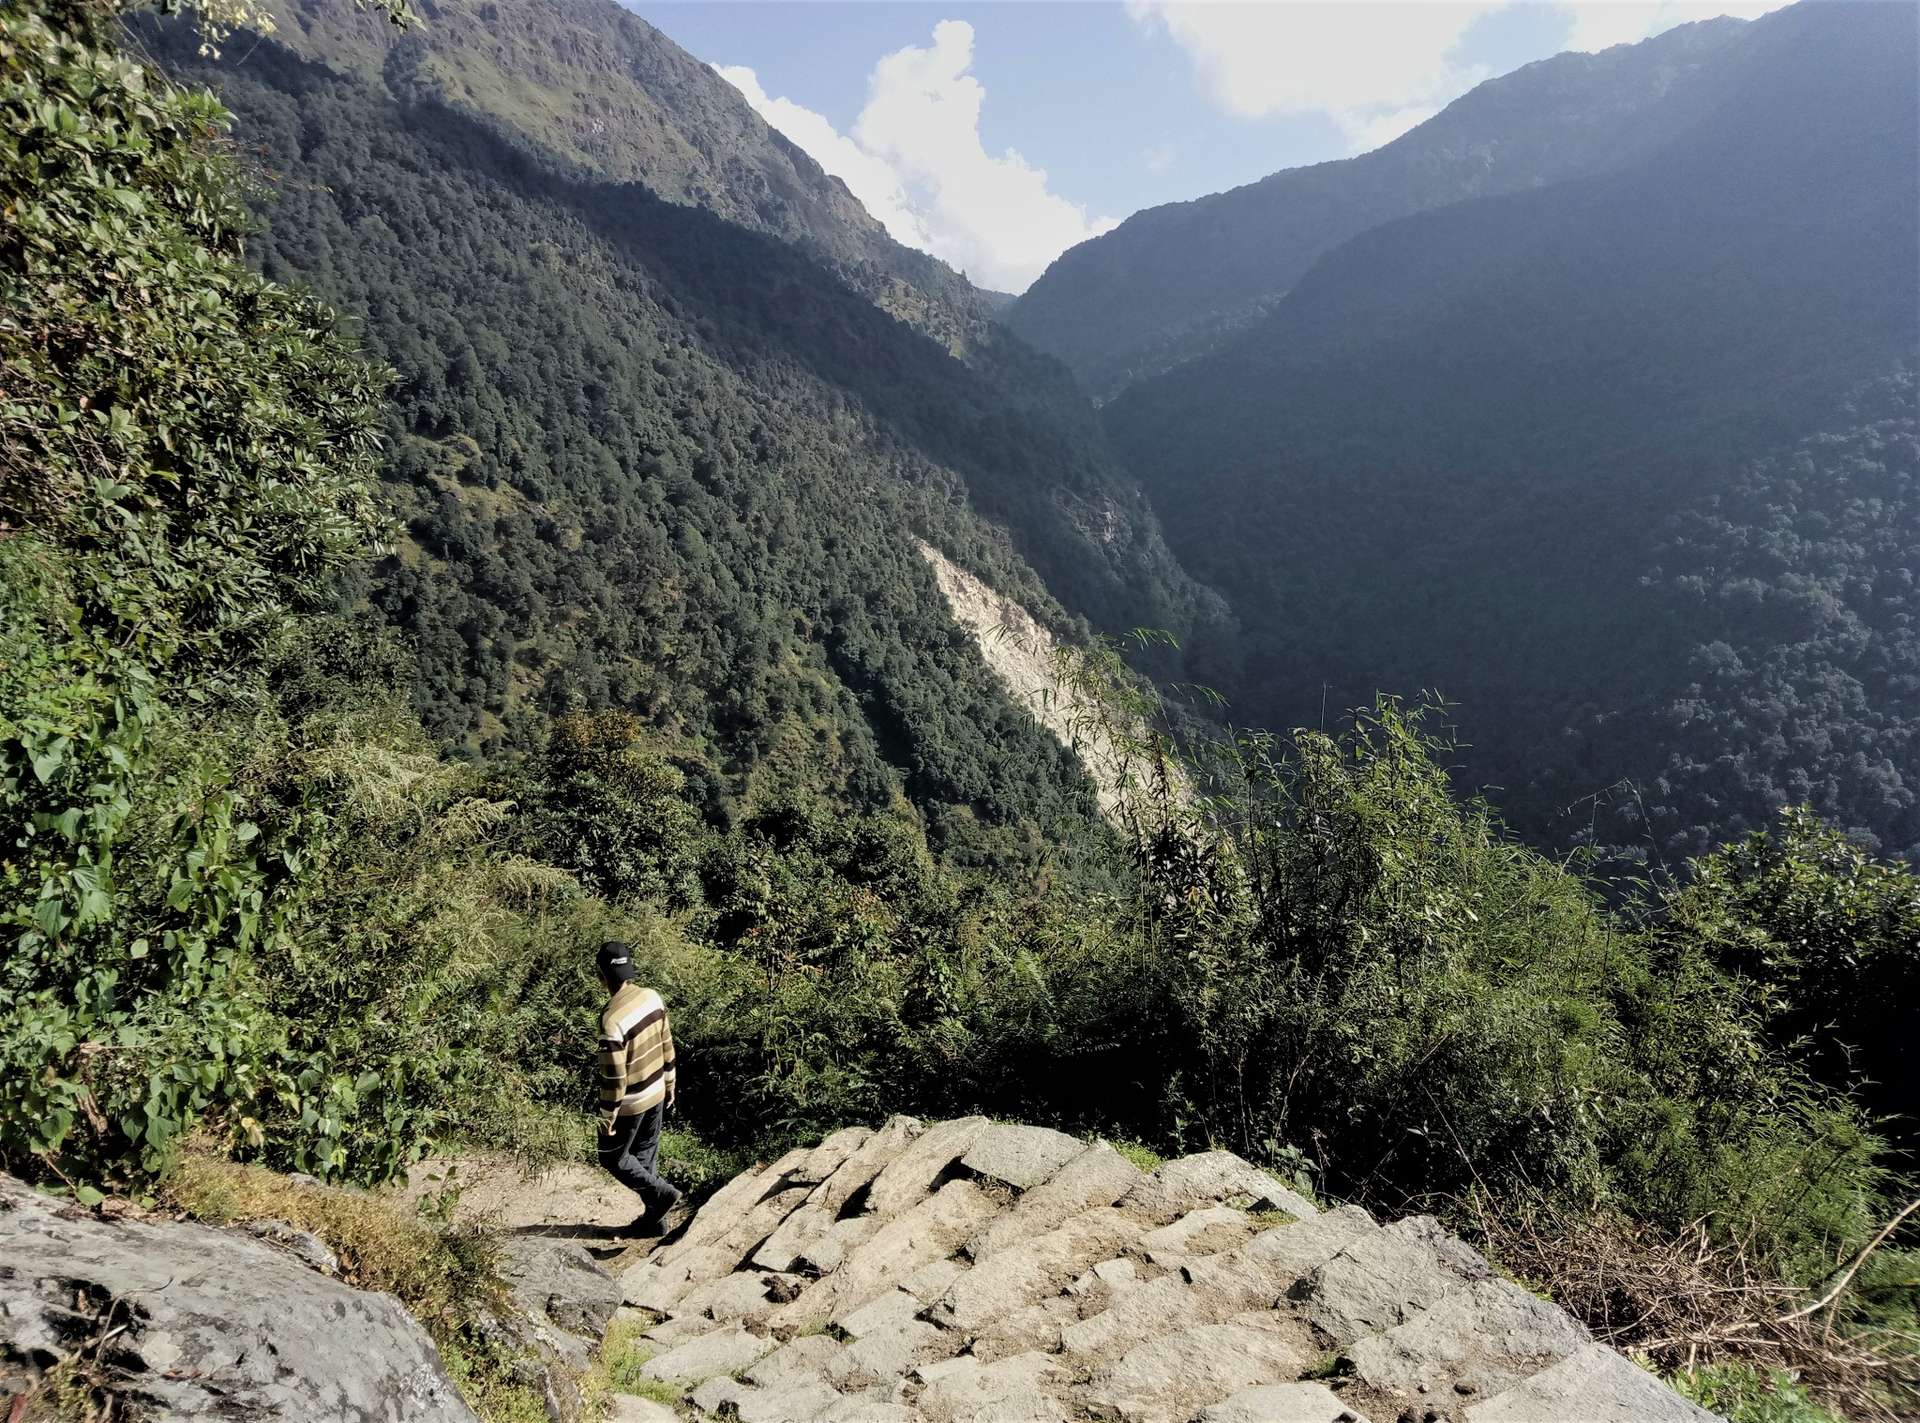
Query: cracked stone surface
1200 1381 1370 1423
1346 1276 1589 1396
640 1324 776 1383
1124 1150 1320 1223
1086 1316 1318 1423
603 1119 1722 1423
1291 1228 1471 1343
958 1123 1086 1190
1465 1342 1722 1421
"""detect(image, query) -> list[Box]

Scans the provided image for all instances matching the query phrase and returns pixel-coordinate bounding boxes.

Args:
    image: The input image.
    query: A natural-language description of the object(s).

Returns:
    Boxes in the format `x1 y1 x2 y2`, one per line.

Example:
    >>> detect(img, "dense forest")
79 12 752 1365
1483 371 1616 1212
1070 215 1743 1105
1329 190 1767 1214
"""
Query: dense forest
127 9 1239 878
1103 0 1919 865
2 2 1916 1420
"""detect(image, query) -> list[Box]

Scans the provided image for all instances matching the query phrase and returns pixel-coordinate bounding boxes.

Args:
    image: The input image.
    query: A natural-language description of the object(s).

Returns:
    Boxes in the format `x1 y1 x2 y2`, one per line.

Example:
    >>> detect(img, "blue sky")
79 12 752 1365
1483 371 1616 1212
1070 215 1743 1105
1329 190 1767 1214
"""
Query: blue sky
624 2 1787 292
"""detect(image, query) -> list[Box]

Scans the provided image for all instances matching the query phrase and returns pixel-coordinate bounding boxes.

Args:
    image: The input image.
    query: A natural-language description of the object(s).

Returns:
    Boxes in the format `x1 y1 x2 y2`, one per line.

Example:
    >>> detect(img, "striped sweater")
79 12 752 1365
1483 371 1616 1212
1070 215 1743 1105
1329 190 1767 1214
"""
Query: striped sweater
598 982 676 1126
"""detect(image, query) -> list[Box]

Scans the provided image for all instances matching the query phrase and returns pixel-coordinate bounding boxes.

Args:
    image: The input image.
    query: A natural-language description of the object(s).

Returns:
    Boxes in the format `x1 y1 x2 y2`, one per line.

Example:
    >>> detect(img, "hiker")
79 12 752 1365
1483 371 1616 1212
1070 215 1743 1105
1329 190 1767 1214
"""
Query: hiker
595 939 682 1235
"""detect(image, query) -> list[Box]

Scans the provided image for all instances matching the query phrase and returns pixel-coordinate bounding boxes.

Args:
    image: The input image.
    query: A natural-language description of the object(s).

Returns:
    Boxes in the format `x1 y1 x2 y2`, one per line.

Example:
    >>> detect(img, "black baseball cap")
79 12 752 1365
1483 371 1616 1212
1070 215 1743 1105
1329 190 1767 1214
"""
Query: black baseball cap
597 940 636 982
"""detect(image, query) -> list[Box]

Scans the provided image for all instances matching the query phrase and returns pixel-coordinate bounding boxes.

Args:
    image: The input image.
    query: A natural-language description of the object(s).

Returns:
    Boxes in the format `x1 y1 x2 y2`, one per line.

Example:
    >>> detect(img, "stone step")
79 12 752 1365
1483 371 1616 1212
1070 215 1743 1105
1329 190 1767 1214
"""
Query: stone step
964 1142 1146 1259
770 1179 999 1336
608 1123 1724 1423
810 1116 926 1216
1199 1382 1370 1423
1465 1342 1722 1422
1082 1314 1320 1423
640 1323 776 1384
1290 1226 1485 1344
1344 1276 1589 1399
1123 1151 1320 1224
863 1117 991 1220
927 1205 1139 1332
958 1122 1087 1190
915 1351 1069 1423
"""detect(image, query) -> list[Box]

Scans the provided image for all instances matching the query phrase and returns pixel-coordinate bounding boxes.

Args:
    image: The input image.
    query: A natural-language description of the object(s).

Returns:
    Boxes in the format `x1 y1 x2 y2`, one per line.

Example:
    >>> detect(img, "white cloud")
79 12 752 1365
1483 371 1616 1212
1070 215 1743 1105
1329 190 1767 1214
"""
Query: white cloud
1127 1 1502 150
1143 140 1177 174
718 21 1116 294
1130 1 1792 154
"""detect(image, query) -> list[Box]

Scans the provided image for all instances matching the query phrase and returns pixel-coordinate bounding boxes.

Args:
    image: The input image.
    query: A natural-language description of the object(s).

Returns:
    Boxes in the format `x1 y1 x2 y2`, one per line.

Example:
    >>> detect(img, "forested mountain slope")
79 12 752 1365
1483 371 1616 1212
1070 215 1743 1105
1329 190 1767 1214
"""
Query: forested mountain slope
1008 17 1747 399
263 0 990 350
1104 0 1919 861
139 0 1234 868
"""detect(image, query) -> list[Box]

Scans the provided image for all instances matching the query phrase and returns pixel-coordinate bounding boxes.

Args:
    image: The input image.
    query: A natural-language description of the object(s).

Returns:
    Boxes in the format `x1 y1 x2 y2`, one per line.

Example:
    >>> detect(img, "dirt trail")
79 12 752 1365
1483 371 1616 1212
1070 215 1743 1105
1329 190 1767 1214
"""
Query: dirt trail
395 1155 642 1236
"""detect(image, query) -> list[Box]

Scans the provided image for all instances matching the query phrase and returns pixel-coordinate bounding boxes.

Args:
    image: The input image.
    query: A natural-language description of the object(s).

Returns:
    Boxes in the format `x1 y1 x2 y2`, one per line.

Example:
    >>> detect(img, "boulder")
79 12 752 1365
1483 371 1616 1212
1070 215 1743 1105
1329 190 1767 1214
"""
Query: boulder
966 1142 1145 1259
770 1180 997 1335
837 1287 925 1340
1290 1230 1465 1343
744 1332 846 1388
797 1214 884 1276
928 1206 1137 1332
1242 1206 1379 1283
752 1200 837 1272
916 1350 1069 1423
1140 1204 1256 1260
667 1146 809 1257
0 1175 476 1422
641 1323 776 1384
810 1116 925 1216
831 1318 958 1386
791 1126 878 1186
862 1116 989 1219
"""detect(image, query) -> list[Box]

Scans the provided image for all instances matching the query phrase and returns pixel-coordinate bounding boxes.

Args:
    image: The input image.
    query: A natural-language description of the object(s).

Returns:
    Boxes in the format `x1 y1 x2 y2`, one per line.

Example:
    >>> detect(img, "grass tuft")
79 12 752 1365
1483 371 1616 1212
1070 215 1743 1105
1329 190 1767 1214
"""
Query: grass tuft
1109 1140 1164 1173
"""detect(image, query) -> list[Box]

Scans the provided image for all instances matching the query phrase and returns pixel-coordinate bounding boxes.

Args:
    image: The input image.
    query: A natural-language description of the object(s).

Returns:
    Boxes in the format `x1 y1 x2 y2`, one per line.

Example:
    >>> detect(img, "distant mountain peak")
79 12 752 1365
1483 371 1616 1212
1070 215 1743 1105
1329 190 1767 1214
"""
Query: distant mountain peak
1007 9 1756 400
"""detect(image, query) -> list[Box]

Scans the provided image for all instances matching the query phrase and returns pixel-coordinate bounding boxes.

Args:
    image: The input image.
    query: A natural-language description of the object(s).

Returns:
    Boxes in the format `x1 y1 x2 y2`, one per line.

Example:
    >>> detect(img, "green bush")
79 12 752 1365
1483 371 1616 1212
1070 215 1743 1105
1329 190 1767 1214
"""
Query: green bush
1674 1363 1847 1423
0 0 385 1183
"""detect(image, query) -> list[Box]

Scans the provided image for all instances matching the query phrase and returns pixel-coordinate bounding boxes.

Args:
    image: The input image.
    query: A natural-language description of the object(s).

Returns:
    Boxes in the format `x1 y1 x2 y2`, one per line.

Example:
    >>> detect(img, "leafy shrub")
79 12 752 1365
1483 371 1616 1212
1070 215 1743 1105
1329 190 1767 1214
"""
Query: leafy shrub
1675 1364 1847 1423
0 0 385 1183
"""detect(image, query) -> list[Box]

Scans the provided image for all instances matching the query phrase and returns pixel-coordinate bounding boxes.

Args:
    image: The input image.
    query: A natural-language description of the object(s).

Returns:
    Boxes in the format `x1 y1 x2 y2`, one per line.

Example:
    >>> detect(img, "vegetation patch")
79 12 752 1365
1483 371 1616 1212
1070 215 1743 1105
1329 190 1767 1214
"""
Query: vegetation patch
162 1156 545 1422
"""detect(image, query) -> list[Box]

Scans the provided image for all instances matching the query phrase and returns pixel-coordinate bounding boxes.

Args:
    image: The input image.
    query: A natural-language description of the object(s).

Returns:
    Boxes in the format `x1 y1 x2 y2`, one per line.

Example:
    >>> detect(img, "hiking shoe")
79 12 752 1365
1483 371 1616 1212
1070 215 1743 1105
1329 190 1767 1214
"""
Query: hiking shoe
630 1210 671 1238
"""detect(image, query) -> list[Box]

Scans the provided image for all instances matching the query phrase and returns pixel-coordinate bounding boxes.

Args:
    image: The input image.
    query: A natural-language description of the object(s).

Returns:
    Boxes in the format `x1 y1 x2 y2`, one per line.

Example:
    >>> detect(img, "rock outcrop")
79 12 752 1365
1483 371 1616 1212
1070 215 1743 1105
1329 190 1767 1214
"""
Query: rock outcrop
0 1175 477 1422
612 1118 1723 1423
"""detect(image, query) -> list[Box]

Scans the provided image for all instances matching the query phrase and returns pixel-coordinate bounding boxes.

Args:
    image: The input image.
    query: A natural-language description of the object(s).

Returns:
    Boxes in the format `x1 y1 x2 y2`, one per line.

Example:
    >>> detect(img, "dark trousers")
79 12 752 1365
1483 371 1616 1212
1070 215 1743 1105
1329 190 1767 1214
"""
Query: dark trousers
598 1102 673 1208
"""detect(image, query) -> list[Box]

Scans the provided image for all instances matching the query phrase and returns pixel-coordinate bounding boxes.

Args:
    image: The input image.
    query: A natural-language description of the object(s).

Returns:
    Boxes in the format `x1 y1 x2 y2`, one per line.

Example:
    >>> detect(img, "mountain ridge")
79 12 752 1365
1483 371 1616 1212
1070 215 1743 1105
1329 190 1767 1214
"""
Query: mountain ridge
1008 15 1750 399
259 0 997 353
1103 0 1919 857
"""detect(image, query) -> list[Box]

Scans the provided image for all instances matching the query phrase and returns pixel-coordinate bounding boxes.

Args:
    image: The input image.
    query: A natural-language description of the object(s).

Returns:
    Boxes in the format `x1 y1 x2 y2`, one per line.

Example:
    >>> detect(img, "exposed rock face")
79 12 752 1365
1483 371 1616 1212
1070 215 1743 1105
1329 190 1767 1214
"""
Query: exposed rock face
0 1175 477 1422
610 1118 1724 1423
490 1235 628 1419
